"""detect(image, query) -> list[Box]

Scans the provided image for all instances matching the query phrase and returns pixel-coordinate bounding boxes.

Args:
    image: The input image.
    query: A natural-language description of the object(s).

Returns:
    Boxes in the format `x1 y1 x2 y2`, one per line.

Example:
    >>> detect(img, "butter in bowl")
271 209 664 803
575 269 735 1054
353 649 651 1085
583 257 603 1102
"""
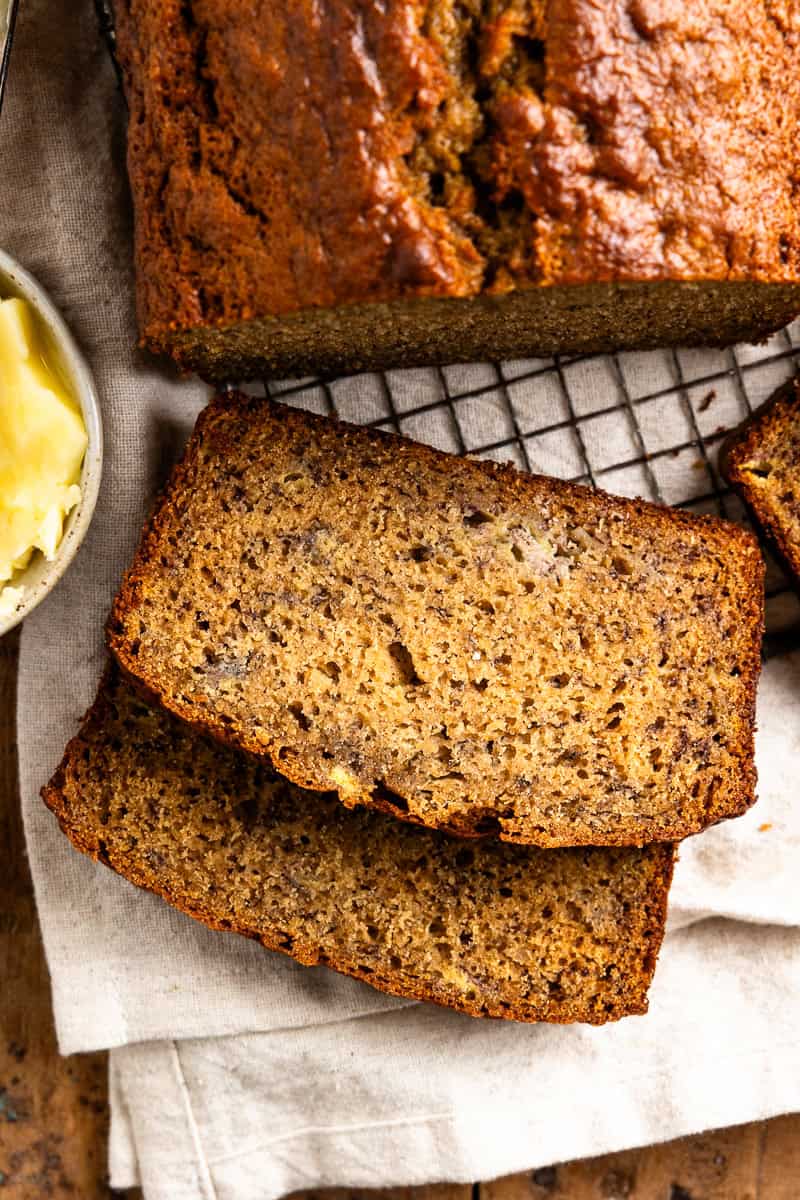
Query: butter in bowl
0 251 102 634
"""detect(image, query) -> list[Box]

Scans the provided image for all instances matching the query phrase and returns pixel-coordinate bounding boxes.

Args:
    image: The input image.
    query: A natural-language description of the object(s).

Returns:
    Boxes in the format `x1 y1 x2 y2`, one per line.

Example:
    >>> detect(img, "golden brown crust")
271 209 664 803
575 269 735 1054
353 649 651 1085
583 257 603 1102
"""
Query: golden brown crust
721 377 800 589
110 1 800 375
108 392 763 847
42 671 676 1025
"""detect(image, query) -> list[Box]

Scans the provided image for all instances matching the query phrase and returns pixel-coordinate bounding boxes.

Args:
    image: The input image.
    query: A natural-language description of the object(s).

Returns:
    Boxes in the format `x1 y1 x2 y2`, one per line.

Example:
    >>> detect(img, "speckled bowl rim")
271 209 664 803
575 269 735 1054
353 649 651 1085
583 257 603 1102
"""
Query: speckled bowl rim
0 250 103 636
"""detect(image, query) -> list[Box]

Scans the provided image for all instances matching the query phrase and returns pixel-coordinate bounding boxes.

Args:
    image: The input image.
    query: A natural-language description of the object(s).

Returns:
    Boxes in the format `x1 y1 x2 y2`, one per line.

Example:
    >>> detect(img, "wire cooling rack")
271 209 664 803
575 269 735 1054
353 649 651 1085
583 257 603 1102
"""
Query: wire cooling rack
242 323 800 657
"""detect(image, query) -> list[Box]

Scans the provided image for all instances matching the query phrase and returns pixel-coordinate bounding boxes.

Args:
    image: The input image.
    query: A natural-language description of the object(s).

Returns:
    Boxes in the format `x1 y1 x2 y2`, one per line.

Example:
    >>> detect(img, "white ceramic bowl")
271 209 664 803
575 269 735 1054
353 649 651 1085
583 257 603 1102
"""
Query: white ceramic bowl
0 250 103 635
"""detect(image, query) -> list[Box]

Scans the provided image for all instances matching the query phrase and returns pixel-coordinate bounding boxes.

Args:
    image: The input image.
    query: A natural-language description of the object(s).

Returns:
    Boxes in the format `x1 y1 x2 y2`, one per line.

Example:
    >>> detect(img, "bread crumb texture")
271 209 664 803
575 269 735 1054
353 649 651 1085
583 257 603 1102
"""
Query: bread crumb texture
109 395 764 847
43 670 675 1024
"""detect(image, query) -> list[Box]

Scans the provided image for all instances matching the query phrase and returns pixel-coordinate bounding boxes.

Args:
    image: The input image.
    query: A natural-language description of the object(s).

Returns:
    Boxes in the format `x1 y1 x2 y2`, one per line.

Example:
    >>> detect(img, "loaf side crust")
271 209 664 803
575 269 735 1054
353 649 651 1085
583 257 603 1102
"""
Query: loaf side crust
159 281 800 382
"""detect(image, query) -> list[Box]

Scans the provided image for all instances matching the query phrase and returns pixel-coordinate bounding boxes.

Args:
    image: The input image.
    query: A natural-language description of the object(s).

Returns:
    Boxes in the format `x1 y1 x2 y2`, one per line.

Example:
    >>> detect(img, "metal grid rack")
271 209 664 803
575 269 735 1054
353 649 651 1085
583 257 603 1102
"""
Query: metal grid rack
247 323 800 658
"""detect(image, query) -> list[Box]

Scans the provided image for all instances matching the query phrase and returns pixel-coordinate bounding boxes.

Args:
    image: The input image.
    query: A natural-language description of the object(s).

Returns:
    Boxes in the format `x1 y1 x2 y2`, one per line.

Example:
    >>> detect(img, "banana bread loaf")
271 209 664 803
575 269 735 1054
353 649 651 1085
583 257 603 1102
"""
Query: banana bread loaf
721 377 800 588
108 393 764 847
43 669 675 1024
112 0 800 379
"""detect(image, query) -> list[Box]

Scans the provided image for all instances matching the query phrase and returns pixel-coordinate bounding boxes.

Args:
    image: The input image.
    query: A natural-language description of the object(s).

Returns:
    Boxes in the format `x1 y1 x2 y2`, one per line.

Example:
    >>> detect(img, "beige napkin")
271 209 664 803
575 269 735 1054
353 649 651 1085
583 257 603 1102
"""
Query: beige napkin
3 4 800 1198
107 917 800 1200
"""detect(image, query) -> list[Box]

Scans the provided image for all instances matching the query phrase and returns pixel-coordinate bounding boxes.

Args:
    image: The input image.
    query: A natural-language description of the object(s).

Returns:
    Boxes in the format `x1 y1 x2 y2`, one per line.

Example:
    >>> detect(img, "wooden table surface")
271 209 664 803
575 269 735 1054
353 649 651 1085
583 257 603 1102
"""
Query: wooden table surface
0 626 797 1198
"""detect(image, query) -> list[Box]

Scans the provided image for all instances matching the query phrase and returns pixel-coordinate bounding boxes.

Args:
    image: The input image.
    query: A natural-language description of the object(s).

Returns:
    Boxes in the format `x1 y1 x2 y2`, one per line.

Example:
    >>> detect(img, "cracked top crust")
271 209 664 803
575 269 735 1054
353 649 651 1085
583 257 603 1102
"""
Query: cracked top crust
113 0 800 346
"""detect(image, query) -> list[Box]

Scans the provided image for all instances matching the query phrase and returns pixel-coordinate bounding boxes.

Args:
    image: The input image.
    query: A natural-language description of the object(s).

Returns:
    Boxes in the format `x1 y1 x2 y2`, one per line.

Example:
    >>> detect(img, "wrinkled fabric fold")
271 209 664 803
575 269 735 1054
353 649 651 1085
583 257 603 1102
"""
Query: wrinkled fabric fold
108 920 800 1200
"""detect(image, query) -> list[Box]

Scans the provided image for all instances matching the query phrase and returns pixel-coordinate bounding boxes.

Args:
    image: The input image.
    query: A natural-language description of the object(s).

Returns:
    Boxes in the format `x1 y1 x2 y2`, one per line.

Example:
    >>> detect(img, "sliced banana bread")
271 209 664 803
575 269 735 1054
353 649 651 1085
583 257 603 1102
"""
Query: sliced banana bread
721 378 800 589
108 394 763 847
43 669 675 1024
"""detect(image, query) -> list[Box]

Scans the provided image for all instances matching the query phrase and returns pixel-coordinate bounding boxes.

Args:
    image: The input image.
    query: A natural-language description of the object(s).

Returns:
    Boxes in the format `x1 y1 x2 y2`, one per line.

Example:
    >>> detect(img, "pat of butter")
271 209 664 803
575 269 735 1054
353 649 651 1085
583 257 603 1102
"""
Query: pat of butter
0 297 87 607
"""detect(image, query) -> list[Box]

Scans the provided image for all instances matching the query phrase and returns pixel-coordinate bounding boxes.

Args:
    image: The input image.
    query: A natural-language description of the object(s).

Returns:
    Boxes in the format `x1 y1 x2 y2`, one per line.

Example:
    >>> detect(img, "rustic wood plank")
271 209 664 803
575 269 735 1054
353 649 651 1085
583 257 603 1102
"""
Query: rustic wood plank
481 1115 800 1200
633 1123 761 1198
757 1114 800 1200
297 1187 473 1200
0 627 139 1198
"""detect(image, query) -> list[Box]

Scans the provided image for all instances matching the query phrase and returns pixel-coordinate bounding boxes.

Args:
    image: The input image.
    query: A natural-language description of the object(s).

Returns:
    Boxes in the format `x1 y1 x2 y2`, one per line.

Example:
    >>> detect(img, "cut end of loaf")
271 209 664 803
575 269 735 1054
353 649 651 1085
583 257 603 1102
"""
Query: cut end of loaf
722 377 800 589
43 669 675 1025
155 281 800 381
108 394 763 848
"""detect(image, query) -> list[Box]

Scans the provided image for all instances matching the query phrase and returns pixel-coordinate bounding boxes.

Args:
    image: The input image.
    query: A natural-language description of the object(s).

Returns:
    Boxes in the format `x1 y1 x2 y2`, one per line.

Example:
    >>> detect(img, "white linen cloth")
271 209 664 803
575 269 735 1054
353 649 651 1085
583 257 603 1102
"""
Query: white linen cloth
2 3 799 1197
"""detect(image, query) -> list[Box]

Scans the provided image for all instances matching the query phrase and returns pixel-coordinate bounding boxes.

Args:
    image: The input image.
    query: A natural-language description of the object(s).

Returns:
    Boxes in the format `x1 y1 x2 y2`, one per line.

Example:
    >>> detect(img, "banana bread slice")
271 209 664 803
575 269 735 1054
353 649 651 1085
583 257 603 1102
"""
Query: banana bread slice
721 378 800 589
43 669 675 1024
108 393 764 847
112 0 800 378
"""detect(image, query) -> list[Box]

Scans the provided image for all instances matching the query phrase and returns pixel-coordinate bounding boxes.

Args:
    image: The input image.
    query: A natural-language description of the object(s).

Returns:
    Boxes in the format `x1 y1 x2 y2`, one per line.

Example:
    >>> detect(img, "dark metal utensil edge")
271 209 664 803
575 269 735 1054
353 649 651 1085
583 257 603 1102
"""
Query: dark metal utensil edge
95 0 123 85
0 0 21 117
